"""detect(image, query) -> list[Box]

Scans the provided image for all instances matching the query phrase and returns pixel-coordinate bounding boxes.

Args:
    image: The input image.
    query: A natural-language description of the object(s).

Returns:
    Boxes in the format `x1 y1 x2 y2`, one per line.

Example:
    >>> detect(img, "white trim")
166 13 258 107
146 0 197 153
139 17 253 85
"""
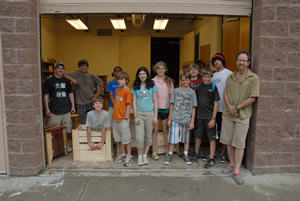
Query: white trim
39 0 252 16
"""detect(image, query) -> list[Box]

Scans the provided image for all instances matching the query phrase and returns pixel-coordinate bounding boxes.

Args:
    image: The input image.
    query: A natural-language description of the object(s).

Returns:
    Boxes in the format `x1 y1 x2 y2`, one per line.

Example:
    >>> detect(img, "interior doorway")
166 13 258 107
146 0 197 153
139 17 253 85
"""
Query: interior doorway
151 37 180 87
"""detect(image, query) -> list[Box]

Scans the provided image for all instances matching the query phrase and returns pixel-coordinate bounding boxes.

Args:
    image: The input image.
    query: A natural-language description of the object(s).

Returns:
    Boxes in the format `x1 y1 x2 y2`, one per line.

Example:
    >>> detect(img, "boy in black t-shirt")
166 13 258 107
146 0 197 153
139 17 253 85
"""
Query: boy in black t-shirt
44 62 76 135
194 67 220 168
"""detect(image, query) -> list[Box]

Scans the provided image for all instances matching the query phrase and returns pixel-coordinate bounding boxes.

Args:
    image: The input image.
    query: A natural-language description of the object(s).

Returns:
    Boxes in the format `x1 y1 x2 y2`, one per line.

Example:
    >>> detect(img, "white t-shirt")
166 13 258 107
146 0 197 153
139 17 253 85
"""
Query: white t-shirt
211 68 232 112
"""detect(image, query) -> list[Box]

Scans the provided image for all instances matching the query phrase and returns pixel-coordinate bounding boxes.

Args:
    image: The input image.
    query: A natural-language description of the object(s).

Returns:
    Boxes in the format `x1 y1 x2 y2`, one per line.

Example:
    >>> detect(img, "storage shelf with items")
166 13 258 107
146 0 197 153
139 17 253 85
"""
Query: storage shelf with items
42 60 56 84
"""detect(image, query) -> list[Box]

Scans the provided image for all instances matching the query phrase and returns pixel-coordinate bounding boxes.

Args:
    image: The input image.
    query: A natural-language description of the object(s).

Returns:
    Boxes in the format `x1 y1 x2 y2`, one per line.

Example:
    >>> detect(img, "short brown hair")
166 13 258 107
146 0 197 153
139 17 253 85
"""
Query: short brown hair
116 71 130 83
180 70 191 80
200 67 213 77
93 96 104 104
188 64 200 71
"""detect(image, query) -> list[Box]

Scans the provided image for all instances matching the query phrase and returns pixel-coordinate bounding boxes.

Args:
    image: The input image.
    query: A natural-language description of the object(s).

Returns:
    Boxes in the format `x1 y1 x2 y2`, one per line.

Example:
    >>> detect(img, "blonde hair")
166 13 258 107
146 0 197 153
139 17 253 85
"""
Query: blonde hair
153 61 174 88
200 67 213 77
188 63 200 71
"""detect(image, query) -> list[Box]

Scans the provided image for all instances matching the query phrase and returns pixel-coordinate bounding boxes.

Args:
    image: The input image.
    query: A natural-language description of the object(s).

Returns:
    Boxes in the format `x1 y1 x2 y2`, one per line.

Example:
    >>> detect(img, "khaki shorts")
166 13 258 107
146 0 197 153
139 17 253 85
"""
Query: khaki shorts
47 112 72 133
113 120 131 145
220 116 250 149
109 107 114 124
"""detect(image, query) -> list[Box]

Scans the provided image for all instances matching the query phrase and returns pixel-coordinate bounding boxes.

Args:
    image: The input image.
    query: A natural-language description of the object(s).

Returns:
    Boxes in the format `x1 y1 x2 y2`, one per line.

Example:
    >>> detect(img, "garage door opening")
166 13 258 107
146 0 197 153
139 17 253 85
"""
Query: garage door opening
40 13 251 171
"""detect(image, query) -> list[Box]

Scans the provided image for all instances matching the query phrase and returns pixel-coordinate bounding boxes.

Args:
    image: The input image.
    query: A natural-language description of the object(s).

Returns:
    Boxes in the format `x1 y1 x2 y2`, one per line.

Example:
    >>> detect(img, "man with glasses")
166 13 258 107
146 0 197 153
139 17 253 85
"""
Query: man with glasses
220 50 259 185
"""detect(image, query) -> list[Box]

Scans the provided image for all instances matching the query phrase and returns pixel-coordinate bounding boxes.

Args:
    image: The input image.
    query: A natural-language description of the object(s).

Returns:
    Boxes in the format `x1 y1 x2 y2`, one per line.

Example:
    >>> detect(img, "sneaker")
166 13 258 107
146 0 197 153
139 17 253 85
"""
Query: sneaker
204 158 215 168
183 154 192 165
223 164 234 174
137 157 143 166
203 153 217 161
197 152 205 159
143 155 149 165
152 152 159 160
115 154 127 163
220 154 227 163
124 155 133 167
190 153 198 162
164 154 172 165
232 173 245 185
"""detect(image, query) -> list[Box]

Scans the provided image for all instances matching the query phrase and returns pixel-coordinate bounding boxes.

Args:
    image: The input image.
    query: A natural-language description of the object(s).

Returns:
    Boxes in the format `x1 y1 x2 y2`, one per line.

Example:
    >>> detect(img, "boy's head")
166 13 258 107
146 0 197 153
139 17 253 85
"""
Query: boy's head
55 61 65 69
180 70 191 88
116 71 130 86
55 62 65 77
93 96 104 110
201 67 213 85
180 70 191 80
113 66 123 76
211 53 226 67
188 64 200 78
78 59 89 73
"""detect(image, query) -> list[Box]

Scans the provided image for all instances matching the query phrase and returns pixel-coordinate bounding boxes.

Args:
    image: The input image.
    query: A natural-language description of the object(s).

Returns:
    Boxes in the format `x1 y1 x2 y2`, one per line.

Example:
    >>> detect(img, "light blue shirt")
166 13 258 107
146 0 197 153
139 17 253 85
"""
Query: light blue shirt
131 85 158 112
106 79 120 108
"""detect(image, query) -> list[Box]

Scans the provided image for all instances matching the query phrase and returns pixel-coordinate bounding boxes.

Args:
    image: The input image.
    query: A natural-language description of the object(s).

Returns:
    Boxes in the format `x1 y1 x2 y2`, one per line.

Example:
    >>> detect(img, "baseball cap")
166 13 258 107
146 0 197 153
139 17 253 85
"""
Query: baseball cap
55 61 65 68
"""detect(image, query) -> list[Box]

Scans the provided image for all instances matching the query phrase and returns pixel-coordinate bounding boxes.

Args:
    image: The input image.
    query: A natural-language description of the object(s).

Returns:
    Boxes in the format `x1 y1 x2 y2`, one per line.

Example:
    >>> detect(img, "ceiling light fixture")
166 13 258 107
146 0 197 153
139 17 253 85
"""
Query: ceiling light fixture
66 18 88 30
153 18 169 30
110 18 126 29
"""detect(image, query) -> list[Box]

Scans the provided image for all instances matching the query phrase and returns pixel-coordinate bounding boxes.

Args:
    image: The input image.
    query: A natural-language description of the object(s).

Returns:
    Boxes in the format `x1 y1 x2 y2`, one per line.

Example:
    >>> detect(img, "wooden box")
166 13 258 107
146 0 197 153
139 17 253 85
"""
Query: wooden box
156 132 179 154
72 125 113 162
44 125 68 164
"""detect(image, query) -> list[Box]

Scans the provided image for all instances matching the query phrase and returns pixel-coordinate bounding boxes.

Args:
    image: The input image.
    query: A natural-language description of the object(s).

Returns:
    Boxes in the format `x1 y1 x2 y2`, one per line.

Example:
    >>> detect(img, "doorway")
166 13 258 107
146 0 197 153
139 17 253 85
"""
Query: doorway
151 37 180 87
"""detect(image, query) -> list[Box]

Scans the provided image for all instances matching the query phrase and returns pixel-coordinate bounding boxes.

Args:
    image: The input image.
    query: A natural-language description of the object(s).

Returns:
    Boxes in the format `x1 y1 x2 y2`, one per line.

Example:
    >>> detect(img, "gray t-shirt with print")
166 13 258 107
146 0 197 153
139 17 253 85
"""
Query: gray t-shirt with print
85 110 111 131
67 71 102 105
170 87 197 124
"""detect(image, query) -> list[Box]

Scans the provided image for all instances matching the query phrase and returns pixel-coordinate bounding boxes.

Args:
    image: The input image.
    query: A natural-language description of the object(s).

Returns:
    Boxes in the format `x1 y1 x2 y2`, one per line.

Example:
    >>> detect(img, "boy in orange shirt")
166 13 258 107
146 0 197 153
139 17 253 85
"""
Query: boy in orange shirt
112 71 133 167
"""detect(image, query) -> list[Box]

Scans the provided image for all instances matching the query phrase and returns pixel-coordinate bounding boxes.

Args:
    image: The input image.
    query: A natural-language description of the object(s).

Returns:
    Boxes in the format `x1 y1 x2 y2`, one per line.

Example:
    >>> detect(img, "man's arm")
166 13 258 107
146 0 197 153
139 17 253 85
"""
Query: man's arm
109 92 115 105
237 97 257 110
94 82 104 97
125 103 131 120
64 73 78 84
208 101 218 128
224 95 239 117
69 92 76 113
189 107 196 130
44 94 51 116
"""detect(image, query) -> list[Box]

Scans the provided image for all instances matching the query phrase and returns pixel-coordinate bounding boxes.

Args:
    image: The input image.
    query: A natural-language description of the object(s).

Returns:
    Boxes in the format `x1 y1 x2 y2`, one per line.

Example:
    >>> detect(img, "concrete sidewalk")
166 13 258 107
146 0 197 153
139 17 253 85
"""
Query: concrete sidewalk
1 170 300 201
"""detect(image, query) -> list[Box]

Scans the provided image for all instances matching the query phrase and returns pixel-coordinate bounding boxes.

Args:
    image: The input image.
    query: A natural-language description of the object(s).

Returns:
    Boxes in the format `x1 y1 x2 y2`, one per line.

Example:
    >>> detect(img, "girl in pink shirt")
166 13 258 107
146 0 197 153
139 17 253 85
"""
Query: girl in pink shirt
152 61 174 160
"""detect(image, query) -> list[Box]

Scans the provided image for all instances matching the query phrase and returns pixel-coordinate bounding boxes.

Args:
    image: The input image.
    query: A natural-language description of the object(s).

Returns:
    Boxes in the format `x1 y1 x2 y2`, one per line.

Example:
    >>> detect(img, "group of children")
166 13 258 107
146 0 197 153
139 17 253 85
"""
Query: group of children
86 57 227 168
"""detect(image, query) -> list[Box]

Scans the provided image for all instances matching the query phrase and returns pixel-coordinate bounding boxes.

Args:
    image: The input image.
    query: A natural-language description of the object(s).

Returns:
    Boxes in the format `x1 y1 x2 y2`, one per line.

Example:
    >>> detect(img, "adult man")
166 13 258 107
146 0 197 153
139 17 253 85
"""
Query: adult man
211 53 232 163
220 50 259 185
65 59 104 124
44 62 76 135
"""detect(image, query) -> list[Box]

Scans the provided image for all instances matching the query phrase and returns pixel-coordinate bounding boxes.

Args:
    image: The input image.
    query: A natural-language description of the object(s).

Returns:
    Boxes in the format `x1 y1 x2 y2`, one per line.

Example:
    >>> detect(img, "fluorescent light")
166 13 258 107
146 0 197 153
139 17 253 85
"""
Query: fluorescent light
66 18 88 30
110 18 126 29
153 18 169 30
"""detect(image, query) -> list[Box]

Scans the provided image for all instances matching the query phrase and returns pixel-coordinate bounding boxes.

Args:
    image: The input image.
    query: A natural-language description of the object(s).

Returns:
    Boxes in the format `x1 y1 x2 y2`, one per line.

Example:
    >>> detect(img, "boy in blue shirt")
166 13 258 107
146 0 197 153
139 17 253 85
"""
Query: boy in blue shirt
106 66 122 124
194 67 220 168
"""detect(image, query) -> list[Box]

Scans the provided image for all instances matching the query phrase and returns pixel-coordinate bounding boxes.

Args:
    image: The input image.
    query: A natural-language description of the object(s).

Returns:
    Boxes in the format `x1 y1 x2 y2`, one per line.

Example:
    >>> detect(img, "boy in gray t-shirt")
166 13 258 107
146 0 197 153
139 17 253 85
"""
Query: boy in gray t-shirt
85 96 110 150
164 71 197 166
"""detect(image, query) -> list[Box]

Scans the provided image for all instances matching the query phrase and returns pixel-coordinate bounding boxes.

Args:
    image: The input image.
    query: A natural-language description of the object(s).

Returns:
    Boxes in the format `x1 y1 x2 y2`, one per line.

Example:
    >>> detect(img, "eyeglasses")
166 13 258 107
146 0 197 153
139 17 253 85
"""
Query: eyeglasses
237 60 248 63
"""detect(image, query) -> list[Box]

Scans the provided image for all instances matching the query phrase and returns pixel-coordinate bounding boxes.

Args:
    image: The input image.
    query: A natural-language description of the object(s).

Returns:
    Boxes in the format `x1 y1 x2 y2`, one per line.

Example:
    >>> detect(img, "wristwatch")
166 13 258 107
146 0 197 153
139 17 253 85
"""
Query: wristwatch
124 118 129 121
236 105 240 112
212 117 216 120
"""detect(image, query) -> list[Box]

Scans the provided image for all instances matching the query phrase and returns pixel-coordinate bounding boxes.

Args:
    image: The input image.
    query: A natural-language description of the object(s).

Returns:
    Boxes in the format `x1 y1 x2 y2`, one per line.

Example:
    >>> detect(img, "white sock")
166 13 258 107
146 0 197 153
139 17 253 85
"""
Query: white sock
138 155 142 160
169 152 173 155
184 151 188 156
143 154 147 158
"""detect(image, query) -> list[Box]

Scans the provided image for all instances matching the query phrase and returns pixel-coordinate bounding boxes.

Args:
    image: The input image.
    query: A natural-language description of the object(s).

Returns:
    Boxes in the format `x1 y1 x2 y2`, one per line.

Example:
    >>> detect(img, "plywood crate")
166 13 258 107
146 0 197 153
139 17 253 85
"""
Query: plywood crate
156 132 179 154
72 125 113 162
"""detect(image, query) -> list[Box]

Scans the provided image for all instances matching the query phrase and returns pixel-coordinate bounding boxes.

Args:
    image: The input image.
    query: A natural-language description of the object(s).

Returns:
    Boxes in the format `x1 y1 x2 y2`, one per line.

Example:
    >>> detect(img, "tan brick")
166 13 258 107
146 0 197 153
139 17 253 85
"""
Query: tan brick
252 167 280 174
253 153 267 166
275 38 300 52
289 23 300 36
281 139 300 152
0 18 15 32
257 96 272 111
4 79 18 94
255 67 273 81
7 138 21 153
260 21 288 36
296 125 300 138
253 37 274 52
9 153 38 167
294 153 300 165
282 111 300 126
2 33 31 49
274 68 300 81
18 79 34 94
288 53 300 67
22 138 39 153
269 125 296 138
255 139 281 152
255 125 271 139
2 50 17 64
30 18 38 36
17 49 32 64
9 167 24 176
277 6 300 21
3 64 33 79
271 97 298 111
7 124 35 138
6 110 20 124
15 18 31 33
259 52 287 68
267 153 293 166
5 95 34 109
0 1 30 17
280 167 300 173
19 109 40 124
286 82 300 97
260 82 285 96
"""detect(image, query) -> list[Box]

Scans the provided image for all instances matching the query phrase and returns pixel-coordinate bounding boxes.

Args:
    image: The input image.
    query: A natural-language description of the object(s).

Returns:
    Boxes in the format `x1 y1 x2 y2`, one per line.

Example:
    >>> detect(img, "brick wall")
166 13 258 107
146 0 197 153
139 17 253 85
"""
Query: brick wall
247 0 300 174
0 0 45 176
